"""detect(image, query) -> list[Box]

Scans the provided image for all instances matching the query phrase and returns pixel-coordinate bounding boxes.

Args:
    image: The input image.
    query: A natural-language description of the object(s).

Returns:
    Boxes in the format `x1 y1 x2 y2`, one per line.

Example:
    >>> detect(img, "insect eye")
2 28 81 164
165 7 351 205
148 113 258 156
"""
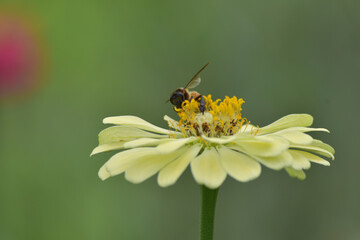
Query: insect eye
170 92 185 108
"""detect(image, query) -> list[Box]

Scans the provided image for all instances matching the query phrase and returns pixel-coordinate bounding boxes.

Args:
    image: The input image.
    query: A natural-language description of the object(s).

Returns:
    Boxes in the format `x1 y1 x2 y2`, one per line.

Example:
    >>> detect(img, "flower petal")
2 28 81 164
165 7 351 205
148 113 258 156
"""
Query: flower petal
234 135 289 157
156 137 197 154
91 142 125 156
157 144 202 187
239 123 257 134
293 151 330 166
164 115 181 131
202 135 240 145
98 126 167 145
259 114 313 135
218 147 261 182
98 148 157 180
285 167 306 180
123 138 169 148
191 148 227 189
250 151 293 170
103 116 180 135
310 140 335 155
98 167 111 180
289 150 311 170
291 144 334 160
275 131 313 145
275 127 329 134
125 148 186 184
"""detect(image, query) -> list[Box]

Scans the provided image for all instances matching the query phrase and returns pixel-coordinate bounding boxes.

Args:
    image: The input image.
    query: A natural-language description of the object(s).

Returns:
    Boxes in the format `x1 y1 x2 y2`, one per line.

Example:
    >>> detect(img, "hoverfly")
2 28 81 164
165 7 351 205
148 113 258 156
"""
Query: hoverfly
168 63 209 113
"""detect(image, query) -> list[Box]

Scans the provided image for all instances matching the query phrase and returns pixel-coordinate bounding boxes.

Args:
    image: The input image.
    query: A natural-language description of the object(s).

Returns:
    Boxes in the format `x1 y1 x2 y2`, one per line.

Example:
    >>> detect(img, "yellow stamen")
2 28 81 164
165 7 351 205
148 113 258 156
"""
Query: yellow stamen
175 95 251 138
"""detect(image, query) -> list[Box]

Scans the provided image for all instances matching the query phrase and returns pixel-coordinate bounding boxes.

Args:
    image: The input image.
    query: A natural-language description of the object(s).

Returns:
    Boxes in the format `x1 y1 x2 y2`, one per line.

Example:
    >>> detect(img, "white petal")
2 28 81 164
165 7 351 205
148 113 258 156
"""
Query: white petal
291 144 334 160
289 150 311 170
239 123 256 134
164 115 181 131
259 114 313 135
98 126 167 145
103 115 180 135
91 142 125 156
310 140 335 154
123 138 169 148
218 147 261 182
98 167 111 180
285 167 306 180
275 127 329 134
99 148 157 180
293 151 330 166
157 144 202 187
234 135 289 157
156 137 197 154
275 131 313 145
250 151 293 170
190 148 227 189
202 135 240 145
125 148 186 184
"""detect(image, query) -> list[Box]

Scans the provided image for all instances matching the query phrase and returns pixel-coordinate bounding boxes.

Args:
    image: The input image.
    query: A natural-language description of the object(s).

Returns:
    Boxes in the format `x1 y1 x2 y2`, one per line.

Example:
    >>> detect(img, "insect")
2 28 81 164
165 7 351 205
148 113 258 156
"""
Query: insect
168 63 209 113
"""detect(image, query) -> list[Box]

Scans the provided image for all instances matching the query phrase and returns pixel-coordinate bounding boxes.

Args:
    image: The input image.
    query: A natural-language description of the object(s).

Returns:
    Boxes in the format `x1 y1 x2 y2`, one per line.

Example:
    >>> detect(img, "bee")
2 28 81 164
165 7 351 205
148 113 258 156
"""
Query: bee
168 63 209 113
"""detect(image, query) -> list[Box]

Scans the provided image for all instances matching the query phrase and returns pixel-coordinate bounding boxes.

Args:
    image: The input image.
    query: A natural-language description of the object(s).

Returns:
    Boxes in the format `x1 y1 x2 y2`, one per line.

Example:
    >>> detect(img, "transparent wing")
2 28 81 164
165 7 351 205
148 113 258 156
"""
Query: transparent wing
184 63 209 90
185 77 201 90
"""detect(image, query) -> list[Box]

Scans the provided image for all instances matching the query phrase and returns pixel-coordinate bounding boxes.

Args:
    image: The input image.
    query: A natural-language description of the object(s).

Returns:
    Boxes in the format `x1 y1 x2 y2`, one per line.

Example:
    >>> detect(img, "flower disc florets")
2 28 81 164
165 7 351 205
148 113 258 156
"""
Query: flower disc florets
175 95 250 138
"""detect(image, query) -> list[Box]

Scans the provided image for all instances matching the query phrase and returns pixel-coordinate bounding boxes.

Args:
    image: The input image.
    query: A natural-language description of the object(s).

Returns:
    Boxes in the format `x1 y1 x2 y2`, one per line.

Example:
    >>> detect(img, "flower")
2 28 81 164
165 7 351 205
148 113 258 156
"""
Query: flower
91 95 334 189
0 11 45 100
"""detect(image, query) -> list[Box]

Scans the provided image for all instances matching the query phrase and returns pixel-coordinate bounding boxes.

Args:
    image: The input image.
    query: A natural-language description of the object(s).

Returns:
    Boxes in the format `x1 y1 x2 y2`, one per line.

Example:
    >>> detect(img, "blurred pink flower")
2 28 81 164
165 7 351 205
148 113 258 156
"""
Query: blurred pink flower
0 10 45 100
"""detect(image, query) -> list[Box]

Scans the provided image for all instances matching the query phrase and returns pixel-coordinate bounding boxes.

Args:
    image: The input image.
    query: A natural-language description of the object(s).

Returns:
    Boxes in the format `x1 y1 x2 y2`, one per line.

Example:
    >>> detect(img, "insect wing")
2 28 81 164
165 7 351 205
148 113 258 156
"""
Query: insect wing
184 62 209 90
185 77 201 90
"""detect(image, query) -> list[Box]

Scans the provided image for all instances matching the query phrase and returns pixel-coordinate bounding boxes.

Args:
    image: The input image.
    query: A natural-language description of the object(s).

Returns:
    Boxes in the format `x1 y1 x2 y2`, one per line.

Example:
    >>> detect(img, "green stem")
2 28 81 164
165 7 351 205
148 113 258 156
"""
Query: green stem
200 185 219 240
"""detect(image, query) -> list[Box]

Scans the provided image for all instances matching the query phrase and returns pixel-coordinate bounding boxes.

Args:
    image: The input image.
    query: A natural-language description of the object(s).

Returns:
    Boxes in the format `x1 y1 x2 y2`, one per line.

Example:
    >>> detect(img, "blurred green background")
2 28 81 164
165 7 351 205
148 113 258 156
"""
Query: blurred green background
1 0 359 239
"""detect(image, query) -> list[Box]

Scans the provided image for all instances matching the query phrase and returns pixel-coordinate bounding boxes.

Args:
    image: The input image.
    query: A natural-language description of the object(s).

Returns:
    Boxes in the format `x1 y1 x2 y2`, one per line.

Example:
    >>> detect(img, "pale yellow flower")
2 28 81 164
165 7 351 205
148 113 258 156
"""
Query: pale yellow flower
91 95 334 189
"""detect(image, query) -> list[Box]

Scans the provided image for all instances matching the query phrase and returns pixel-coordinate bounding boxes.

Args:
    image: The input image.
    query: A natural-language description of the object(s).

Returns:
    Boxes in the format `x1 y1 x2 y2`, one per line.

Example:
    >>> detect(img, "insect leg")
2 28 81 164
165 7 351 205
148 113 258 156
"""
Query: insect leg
196 95 205 113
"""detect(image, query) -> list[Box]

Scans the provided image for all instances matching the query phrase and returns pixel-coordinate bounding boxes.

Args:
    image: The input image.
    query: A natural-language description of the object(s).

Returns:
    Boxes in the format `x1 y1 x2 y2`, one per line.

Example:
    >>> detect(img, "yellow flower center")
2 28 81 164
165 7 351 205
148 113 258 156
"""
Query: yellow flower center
175 95 250 137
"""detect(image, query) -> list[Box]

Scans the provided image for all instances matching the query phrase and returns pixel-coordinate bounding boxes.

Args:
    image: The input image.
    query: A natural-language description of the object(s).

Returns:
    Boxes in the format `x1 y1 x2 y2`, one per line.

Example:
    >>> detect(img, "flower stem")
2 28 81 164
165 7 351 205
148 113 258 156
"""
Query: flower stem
200 185 219 240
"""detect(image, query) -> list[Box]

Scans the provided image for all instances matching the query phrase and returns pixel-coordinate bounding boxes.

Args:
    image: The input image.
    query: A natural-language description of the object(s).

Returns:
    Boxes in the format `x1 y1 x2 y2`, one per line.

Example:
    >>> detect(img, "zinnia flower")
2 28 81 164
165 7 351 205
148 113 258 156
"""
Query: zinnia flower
91 95 334 189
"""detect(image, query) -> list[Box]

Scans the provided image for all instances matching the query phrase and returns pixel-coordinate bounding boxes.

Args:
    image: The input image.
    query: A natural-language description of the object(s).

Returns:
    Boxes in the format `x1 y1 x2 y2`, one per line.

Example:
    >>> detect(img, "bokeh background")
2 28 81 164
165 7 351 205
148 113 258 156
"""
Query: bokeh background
0 0 359 239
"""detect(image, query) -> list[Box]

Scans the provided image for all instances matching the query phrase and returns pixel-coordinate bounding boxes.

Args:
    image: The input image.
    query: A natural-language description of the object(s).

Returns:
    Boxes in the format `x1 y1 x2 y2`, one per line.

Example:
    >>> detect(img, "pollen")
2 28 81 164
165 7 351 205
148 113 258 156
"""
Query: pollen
175 95 248 137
